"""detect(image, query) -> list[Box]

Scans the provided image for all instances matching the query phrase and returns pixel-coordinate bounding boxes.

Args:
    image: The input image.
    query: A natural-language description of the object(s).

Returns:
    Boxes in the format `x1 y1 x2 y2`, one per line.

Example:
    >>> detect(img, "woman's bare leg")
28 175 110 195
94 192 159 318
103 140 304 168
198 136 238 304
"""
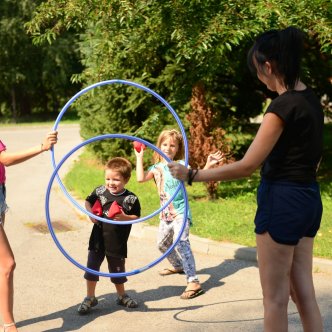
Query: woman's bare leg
256 233 294 332
0 215 17 331
290 237 323 332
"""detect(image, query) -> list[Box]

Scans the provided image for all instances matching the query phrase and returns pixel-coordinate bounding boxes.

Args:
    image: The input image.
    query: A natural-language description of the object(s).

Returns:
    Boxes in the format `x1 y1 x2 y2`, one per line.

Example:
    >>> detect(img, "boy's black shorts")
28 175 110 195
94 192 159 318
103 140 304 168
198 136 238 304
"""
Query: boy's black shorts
84 250 127 284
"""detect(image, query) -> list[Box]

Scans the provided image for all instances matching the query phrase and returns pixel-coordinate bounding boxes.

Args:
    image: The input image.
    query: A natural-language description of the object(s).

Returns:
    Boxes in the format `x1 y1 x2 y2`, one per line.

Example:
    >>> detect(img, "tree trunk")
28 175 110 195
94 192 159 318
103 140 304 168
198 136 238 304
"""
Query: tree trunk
11 87 18 123
188 82 218 199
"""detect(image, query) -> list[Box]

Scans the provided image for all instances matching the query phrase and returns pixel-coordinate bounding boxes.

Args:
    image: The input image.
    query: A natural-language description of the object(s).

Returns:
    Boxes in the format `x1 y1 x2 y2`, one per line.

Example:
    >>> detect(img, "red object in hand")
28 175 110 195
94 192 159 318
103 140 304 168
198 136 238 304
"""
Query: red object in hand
91 200 103 216
133 141 146 152
108 201 123 219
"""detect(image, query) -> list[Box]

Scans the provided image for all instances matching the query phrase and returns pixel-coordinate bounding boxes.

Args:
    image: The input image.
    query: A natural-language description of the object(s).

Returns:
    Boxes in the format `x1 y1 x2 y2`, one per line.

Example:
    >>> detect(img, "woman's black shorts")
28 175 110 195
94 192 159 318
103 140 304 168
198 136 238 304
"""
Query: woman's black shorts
254 179 322 245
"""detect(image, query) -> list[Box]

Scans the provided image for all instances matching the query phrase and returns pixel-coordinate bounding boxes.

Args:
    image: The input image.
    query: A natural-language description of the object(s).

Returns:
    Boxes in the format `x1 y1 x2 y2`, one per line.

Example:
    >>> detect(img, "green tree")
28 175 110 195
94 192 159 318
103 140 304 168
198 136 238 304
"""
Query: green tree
27 0 332 162
0 0 82 121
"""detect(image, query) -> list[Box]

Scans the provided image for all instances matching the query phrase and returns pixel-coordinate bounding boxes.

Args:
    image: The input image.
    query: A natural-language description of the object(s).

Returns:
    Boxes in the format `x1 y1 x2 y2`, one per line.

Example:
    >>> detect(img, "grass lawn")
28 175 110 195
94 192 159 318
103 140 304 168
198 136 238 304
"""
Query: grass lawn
64 130 332 260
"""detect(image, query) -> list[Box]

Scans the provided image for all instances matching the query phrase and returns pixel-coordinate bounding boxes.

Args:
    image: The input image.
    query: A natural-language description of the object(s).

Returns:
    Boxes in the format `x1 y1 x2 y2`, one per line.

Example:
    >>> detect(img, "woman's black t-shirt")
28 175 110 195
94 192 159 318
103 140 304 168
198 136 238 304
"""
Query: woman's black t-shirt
86 186 141 258
261 88 324 182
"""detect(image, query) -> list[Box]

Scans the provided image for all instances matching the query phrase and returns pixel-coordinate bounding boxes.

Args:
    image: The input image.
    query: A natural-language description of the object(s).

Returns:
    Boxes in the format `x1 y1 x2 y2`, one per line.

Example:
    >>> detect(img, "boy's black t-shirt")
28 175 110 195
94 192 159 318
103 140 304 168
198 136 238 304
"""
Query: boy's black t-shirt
261 88 324 182
86 186 141 258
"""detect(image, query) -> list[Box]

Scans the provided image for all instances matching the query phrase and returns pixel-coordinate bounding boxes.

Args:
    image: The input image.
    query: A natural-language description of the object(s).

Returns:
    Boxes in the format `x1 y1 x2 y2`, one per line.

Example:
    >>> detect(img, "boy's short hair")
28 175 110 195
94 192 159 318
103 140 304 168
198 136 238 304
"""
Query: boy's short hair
105 157 132 180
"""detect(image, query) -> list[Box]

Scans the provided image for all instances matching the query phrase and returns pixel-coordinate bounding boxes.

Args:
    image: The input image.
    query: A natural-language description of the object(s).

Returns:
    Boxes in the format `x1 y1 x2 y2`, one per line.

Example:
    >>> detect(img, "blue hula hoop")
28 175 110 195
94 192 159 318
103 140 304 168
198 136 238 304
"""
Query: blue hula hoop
46 134 189 277
46 79 190 277
51 79 188 224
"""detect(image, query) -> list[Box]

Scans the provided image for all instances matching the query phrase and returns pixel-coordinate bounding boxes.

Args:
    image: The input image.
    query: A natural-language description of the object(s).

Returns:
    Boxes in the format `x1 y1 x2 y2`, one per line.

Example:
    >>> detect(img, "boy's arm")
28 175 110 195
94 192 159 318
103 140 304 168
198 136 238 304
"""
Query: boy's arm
85 200 98 224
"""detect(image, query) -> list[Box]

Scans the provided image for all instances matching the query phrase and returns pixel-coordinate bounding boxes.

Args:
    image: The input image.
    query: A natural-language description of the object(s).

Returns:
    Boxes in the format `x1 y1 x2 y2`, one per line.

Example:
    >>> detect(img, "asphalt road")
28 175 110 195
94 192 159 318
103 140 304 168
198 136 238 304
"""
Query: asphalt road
1 124 331 332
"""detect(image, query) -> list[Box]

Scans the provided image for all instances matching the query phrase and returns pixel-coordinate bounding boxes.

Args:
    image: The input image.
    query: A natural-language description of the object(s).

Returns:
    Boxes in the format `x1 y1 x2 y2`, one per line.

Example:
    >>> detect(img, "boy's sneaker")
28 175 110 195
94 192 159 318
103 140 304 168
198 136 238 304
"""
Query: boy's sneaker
116 293 138 308
77 296 98 315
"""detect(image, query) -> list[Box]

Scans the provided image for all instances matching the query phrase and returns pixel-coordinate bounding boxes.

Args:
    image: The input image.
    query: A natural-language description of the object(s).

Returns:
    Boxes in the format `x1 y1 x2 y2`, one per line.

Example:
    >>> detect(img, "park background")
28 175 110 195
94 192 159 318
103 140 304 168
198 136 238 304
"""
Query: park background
1 1 331 259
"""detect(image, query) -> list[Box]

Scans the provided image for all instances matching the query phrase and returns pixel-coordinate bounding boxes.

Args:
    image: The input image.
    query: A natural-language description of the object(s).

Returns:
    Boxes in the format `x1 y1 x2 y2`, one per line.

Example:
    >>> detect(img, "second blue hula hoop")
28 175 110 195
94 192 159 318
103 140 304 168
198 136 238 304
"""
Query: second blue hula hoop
45 134 189 277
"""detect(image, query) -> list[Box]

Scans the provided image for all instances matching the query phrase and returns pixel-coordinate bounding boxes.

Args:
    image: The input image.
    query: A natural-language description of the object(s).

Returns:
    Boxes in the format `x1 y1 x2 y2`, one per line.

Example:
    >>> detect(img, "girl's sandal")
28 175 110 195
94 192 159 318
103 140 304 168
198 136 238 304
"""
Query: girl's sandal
158 268 184 276
3 323 16 332
180 288 204 299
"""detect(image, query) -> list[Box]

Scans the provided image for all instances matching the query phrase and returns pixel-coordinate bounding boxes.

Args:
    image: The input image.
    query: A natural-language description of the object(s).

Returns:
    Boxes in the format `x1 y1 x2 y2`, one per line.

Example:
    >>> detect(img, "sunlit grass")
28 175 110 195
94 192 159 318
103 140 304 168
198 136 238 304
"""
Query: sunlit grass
64 149 332 259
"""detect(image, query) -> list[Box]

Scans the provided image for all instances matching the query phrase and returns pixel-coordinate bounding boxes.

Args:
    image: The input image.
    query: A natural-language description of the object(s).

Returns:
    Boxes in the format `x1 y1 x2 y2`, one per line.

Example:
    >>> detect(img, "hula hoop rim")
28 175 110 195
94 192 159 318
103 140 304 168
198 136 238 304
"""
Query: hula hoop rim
46 79 190 277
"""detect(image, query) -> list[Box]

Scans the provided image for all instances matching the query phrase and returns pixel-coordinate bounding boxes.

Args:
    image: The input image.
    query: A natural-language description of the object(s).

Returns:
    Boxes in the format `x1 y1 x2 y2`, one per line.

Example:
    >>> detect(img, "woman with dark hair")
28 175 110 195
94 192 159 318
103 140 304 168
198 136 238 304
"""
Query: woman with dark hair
168 27 324 331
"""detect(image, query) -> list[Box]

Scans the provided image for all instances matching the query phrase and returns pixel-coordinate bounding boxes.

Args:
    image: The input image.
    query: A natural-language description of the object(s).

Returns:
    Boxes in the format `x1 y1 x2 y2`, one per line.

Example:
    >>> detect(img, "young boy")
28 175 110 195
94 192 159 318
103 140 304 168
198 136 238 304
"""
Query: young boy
78 157 141 314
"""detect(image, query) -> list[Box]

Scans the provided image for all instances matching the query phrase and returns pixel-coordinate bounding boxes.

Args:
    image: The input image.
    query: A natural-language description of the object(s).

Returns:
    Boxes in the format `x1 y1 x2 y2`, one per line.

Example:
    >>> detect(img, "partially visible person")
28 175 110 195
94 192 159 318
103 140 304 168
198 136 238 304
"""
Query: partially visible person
77 157 141 315
168 27 324 331
135 129 222 299
0 131 58 332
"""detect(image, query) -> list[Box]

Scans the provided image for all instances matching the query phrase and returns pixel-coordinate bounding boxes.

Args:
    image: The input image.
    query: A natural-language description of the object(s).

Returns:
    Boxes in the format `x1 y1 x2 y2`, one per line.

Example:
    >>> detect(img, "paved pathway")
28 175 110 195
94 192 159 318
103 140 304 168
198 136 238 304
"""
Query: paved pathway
1 125 331 332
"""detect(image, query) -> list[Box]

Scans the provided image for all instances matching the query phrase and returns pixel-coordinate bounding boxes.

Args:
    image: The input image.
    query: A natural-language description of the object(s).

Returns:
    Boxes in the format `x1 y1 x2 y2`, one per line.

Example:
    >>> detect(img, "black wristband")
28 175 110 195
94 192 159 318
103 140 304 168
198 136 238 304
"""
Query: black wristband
187 169 192 185
188 169 198 186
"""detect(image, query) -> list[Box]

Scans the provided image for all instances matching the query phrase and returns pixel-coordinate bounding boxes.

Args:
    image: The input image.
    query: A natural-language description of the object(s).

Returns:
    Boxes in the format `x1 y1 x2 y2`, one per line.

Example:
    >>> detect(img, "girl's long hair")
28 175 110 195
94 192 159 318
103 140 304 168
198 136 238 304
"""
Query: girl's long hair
153 129 184 163
247 26 304 90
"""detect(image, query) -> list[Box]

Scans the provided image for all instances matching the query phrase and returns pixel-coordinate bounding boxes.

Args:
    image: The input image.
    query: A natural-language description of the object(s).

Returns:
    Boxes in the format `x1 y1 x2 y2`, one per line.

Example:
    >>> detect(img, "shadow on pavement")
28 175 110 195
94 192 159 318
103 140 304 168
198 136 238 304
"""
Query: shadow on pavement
16 258 257 331
16 286 201 331
198 258 258 292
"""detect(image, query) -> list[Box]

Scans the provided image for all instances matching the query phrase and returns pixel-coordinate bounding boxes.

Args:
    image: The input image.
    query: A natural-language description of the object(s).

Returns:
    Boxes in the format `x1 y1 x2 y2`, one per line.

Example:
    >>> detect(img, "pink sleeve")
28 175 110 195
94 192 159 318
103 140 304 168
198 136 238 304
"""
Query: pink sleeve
0 140 6 152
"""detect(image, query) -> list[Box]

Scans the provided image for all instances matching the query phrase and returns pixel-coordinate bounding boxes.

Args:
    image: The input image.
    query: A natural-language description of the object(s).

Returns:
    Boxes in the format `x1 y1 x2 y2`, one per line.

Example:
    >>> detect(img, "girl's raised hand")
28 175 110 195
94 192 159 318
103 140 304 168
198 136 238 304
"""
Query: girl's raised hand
204 151 223 169
133 141 146 158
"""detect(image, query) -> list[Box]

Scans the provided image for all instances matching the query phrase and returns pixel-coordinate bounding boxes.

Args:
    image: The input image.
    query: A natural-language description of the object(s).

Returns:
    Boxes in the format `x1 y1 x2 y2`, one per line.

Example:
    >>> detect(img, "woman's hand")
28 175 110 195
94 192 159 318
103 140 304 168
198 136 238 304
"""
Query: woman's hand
41 131 58 151
168 162 189 181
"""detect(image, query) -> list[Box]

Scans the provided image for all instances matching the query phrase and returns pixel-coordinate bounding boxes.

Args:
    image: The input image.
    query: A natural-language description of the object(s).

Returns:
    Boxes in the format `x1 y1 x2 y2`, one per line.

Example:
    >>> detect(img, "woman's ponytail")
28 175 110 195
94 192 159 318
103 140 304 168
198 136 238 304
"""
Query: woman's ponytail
247 26 304 90
278 27 304 90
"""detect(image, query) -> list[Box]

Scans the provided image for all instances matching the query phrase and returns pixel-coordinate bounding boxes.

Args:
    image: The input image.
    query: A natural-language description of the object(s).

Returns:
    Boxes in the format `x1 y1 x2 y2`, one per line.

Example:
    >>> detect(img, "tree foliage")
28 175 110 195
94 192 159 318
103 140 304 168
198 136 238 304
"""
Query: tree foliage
27 0 332 164
0 0 82 121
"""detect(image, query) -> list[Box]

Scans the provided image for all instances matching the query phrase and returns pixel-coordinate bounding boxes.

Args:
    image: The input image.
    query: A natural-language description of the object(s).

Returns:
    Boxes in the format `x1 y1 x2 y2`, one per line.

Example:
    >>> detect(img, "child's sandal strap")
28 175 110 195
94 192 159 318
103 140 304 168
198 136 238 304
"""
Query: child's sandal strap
117 294 138 308
3 322 16 331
